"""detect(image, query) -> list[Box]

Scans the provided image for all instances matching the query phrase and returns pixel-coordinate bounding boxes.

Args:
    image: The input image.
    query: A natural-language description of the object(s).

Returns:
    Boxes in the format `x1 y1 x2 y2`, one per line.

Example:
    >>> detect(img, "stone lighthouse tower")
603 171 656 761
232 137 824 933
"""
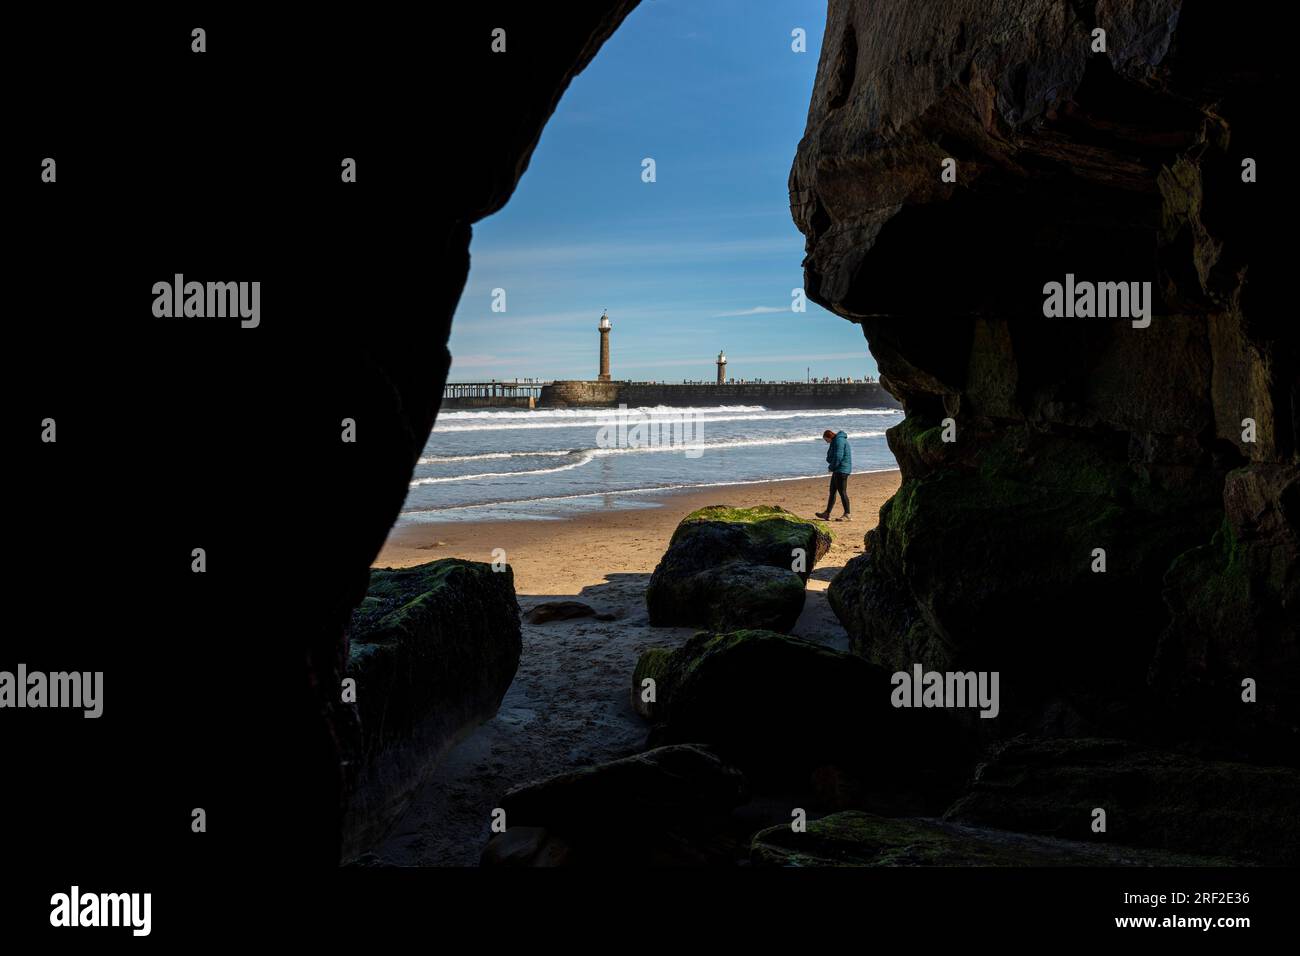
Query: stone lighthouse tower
597 310 612 382
716 348 727 384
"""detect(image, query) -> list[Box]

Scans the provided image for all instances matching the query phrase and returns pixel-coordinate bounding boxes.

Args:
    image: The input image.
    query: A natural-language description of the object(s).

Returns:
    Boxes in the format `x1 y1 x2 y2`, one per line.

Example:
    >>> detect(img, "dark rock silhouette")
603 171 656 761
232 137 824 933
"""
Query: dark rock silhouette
280 3 641 863
750 812 1235 867
796 0 1295 757
481 744 748 866
341 559 521 859
646 506 832 632
943 736 1300 865
642 629 967 803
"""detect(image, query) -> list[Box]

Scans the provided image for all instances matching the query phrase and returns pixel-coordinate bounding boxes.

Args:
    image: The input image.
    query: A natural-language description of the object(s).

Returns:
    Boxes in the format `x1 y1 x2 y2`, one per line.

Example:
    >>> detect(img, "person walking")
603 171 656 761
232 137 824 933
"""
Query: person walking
815 428 851 521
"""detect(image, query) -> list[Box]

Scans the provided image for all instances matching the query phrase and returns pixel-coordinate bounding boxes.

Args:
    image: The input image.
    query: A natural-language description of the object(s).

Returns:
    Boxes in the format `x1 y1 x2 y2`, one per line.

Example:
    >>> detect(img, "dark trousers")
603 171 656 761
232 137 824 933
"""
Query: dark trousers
825 472 850 515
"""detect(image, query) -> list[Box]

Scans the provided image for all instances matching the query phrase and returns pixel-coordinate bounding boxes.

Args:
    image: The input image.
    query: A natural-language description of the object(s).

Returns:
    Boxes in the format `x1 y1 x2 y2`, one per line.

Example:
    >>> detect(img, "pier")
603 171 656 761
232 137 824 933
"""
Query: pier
441 380 549 409
441 379 900 411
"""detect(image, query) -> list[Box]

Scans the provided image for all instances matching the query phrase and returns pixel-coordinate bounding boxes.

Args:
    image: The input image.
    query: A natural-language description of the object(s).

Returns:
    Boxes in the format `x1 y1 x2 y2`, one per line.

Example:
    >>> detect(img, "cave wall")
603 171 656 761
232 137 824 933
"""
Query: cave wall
283 3 641 864
793 1 1295 758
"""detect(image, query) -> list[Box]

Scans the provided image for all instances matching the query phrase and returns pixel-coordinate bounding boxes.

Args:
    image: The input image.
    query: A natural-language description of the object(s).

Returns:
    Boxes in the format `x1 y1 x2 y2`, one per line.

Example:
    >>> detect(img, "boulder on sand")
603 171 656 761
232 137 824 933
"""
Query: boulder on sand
646 505 832 632
341 559 521 860
480 744 749 866
640 629 968 803
524 599 597 624
631 646 674 719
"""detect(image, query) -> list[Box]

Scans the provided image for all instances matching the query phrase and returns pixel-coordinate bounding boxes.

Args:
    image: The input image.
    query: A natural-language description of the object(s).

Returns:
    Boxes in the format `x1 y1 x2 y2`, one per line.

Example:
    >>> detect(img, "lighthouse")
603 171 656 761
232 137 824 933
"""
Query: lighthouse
598 310 612 382
716 348 727 384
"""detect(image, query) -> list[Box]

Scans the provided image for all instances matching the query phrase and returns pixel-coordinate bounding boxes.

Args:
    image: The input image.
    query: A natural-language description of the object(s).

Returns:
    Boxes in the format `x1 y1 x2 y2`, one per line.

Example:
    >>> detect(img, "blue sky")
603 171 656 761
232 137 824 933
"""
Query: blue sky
448 0 878 383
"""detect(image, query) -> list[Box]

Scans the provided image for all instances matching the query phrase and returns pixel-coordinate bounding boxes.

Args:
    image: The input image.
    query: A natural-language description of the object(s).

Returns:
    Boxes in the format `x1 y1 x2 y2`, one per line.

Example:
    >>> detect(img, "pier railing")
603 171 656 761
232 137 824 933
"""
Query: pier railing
443 380 551 400
440 379 895 411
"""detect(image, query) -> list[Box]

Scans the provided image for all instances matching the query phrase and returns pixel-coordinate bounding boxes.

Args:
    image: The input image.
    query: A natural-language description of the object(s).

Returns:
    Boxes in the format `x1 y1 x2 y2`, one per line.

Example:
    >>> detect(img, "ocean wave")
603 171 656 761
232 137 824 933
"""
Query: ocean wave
415 430 889 466
400 469 898 515
408 453 596 485
417 449 581 464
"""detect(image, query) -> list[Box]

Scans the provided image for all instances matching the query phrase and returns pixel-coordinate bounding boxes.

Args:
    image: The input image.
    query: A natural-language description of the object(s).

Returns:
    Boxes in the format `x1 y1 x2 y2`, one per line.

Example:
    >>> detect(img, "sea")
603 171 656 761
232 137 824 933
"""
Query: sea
396 405 904 523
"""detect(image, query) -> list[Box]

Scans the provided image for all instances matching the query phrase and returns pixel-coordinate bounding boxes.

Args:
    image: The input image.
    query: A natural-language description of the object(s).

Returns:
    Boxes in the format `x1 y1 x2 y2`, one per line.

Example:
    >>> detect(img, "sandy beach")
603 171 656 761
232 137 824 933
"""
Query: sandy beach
372 469 901 865
376 471 901 595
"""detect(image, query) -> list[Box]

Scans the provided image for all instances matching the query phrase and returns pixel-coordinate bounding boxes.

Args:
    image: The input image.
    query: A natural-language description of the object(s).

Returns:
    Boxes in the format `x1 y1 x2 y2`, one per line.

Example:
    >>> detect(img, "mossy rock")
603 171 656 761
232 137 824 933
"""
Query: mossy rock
485 744 749 866
342 559 522 859
943 736 1300 865
631 647 674 719
750 811 1237 867
1151 464 1300 759
647 505 831 632
648 629 966 795
828 423 1225 730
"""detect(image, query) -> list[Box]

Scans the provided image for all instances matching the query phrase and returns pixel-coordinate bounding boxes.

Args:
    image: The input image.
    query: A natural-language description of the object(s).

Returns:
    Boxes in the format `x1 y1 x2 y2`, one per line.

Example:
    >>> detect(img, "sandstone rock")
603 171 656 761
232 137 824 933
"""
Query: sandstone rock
646 629 967 800
1151 465 1300 758
630 646 674 720
340 559 522 860
750 811 1234 867
827 425 1223 733
797 1 1295 749
943 737 1300 865
484 744 749 866
646 505 831 632
524 600 597 624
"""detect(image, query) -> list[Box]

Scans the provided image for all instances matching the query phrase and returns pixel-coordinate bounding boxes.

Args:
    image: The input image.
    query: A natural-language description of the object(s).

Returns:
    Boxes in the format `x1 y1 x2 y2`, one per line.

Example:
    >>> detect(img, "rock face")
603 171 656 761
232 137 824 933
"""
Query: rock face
796 1 1295 756
750 812 1233 867
341 560 521 860
646 506 832 632
266 3 640 863
943 737 1300 865
630 646 674 720
642 629 968 802
481 744 749 866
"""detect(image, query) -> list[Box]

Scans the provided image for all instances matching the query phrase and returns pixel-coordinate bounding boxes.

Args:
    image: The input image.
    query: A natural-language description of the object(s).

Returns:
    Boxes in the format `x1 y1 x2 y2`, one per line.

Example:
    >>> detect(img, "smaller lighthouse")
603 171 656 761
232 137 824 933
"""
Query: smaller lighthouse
716 348 727 384
598 310 611 382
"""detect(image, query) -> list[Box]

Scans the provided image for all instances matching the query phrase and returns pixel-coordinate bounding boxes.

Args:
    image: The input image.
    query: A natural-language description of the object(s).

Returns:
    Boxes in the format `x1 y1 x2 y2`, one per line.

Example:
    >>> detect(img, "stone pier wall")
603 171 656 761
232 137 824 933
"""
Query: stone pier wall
535 380 898 409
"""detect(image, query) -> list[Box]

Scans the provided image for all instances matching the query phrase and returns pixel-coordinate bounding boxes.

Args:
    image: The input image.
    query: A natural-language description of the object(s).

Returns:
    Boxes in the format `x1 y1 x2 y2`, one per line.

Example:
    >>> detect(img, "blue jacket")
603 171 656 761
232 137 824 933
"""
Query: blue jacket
826 431 851 474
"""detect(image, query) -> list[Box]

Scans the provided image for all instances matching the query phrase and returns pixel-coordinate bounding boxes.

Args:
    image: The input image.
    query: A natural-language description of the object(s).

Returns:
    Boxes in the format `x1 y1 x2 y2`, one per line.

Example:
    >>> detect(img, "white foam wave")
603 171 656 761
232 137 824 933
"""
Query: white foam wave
417 449 580 464
408 453 596 485
415 431 888 466
400 469 898 516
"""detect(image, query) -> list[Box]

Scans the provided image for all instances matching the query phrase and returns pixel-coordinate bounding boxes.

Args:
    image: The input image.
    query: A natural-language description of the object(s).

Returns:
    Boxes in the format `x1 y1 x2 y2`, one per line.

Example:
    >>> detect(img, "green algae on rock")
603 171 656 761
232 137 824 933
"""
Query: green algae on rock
342 559 522 860
647 505 832 632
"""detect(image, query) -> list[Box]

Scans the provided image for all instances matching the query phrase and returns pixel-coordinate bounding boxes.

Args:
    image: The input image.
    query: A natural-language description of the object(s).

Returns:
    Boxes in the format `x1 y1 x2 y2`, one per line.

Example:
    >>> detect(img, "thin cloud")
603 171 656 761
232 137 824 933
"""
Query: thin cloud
712 306 787 317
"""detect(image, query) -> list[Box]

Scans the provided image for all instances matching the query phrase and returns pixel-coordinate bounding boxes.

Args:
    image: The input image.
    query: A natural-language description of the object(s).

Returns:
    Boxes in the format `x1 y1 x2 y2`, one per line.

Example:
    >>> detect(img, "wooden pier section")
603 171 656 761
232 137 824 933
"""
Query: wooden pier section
441 381 549 409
